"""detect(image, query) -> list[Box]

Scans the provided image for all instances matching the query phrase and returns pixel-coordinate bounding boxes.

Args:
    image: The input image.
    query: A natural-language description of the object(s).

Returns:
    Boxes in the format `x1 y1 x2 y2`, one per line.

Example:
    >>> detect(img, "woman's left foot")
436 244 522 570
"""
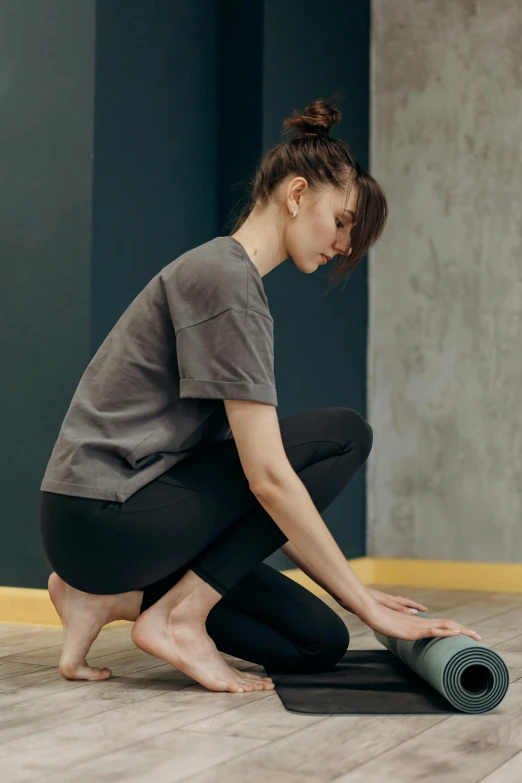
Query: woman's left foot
48 573 143 681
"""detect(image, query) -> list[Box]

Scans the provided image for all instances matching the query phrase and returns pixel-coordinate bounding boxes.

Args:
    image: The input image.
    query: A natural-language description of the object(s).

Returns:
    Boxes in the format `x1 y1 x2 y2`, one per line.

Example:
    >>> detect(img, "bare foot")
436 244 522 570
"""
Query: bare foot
48 573 142 681
132 608 275 694
131 575 275 694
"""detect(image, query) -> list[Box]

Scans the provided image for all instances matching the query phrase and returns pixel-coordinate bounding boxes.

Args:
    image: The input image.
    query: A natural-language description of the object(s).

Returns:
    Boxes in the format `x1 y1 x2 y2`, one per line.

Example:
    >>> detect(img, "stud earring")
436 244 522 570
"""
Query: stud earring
291 209 298 218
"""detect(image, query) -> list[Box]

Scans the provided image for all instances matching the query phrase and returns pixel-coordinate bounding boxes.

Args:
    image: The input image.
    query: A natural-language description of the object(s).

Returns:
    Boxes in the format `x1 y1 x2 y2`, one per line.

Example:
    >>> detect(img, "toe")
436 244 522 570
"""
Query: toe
242 670 271 681
239 676 263 690
245 677 263 685
245 675 272 686
241 672 275 689
60 663 112 681
91 667 112 680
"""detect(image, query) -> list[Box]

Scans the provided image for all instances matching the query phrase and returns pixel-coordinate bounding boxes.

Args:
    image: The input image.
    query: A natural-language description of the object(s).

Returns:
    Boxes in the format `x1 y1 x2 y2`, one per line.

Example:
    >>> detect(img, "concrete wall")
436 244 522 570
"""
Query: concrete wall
367 0 522 562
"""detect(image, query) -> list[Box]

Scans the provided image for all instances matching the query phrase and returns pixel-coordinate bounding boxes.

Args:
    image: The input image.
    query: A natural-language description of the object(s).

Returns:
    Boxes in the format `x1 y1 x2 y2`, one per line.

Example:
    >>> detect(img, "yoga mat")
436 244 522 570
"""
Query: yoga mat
265 612 509 716
373 611 510 714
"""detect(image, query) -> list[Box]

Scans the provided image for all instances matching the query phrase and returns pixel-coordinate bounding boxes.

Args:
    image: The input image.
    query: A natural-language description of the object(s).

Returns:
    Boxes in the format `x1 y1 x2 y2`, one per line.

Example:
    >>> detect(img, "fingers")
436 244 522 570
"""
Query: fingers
409 601 429 612
393 595 429 612
388 601 419 615
429 619 481 641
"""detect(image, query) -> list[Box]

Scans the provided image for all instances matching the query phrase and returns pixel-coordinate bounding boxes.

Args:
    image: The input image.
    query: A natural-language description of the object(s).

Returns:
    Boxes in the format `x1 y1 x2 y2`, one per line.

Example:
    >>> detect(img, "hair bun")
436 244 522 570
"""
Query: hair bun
282 97 342 139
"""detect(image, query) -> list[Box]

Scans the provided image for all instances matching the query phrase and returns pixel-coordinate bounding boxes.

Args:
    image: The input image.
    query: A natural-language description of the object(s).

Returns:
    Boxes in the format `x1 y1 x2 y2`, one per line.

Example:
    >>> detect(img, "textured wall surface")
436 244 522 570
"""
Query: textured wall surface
368 0 522 561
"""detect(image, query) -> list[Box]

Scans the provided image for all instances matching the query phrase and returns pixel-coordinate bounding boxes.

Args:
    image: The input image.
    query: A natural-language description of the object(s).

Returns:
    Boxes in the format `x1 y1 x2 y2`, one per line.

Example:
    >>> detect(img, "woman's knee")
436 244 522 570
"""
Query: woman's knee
322 613 350 668
336 408 373 462
297 610 350 673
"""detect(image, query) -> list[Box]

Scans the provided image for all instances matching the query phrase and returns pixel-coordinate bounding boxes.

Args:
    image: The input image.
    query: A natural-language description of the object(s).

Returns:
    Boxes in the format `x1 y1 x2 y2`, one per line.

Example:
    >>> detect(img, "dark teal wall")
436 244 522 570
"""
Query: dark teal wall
0 0 97 589
1 0 370 589
92 0 221 349
261 0 371 572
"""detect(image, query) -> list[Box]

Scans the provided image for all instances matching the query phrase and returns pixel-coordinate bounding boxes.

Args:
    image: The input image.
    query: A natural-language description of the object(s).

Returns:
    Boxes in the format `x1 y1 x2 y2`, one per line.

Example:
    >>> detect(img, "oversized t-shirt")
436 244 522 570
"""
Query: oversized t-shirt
40 235 277 503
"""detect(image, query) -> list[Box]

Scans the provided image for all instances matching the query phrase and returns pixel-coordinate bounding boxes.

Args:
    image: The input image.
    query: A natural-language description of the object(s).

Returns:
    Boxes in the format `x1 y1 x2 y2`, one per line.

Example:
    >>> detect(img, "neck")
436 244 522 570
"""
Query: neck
230 205 289 278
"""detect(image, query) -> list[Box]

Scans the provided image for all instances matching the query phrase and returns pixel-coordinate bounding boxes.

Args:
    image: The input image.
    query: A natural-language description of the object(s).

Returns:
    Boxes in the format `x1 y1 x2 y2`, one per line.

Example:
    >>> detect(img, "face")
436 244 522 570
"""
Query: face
284 177 358 273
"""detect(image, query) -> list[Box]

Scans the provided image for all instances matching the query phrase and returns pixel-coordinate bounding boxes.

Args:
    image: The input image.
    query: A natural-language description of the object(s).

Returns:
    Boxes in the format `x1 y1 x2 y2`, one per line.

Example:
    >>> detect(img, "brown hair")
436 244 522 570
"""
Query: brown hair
226 96 388 291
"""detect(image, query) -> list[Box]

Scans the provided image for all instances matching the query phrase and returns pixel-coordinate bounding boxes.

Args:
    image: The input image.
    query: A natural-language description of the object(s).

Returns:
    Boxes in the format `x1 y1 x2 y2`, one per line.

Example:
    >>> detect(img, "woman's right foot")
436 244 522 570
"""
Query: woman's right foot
131 592 275 694
48 572 142 682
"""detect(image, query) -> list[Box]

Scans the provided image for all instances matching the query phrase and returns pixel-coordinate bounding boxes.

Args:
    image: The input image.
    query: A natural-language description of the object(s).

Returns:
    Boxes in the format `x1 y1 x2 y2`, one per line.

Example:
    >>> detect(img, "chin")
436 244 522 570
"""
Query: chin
291 255 320 274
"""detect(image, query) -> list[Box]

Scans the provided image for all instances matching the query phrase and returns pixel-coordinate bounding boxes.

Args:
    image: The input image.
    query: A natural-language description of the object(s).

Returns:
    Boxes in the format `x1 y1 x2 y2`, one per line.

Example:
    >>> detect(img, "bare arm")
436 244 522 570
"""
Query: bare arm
280 540 334 595
253 474 371 614
223 399 374 618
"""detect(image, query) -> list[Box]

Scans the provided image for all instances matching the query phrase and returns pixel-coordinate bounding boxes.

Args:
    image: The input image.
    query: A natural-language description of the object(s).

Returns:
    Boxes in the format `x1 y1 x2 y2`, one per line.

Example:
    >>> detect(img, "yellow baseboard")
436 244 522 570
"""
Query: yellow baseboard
284 557 522 597
1 557 521 628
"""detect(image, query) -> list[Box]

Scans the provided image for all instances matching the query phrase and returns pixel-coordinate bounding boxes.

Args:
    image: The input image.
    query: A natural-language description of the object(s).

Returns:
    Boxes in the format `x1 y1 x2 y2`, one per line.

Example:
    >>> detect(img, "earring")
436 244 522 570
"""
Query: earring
291 209 298 218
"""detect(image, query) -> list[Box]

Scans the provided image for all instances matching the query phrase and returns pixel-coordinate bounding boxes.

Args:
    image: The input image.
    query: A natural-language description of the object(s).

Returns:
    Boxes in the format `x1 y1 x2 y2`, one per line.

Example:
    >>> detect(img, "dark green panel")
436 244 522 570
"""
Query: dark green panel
92 0 221 351
262 0 371 571
0 0 96 588
218 0 264 233
3 0 370 589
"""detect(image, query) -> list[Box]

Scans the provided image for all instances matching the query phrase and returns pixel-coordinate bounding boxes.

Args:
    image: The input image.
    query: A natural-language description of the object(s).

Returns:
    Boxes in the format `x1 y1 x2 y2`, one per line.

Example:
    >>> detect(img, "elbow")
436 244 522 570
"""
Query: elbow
249 480 277 501
249 469 299 501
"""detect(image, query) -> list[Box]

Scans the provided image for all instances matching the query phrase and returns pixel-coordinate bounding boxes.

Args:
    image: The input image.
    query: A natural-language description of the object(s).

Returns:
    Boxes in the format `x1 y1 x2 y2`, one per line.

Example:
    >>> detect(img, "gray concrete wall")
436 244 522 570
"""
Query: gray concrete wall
367 0 522 562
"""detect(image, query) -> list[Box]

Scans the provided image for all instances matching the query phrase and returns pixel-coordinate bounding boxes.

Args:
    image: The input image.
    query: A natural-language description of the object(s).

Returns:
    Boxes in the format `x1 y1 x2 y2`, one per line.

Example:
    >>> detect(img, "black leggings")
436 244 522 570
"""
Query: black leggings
41 406 373 673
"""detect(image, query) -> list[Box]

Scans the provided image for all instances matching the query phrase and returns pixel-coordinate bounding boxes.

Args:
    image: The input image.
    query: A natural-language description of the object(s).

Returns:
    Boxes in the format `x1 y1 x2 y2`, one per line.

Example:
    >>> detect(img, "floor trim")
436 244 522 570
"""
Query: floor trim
1 557 520 628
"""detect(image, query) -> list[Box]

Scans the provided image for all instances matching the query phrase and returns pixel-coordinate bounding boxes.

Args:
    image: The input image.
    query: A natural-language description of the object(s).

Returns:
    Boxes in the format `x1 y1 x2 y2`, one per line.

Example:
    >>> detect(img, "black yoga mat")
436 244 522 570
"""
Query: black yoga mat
265 649 463 715
265 615 510 715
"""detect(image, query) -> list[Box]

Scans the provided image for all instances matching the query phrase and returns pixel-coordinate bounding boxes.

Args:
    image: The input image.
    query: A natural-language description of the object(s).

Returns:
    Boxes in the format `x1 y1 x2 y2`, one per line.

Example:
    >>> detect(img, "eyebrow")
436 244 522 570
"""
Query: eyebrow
342 209 356 218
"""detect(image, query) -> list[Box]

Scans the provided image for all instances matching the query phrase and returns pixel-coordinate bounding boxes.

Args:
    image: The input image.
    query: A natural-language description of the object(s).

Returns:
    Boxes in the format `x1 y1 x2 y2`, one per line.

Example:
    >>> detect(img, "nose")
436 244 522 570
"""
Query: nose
333 244 351 257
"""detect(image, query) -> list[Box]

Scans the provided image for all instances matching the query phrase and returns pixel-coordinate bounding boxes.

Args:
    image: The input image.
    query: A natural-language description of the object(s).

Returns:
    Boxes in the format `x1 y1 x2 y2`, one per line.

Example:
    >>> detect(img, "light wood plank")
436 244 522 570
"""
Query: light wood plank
0 624 134 665
330 684 522 782
38 728 267 783
180 689 327 741
0 587 517 783
0 625 50 639
0 652 193 720
479 751 522 782
454 608 522 649
0 661 52 680
367 586 495 608
182 685 522 783
0 675 190 745
493 634 522 653
181 770 315 783
0 628 63 658
0 689 271 782
176 713 448 783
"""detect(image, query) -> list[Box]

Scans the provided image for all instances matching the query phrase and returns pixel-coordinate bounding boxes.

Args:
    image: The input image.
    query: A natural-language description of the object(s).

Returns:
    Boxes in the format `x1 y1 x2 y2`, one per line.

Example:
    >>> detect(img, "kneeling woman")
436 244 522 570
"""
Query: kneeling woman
40 98 479 693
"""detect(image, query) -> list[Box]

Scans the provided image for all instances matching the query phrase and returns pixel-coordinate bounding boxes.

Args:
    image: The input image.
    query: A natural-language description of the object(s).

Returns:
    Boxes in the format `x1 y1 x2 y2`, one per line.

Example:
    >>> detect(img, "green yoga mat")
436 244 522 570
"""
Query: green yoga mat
266 611 510 715
373 611 510 714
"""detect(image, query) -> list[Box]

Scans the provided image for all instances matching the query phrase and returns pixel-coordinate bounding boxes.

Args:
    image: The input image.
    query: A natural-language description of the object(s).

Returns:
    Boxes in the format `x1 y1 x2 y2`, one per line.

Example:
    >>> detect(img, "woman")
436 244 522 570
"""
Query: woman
40 98 481 694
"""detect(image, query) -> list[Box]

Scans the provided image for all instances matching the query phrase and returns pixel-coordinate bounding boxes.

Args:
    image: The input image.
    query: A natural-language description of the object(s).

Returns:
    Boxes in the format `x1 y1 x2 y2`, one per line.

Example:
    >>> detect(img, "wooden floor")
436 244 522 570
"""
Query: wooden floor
0 584 521 783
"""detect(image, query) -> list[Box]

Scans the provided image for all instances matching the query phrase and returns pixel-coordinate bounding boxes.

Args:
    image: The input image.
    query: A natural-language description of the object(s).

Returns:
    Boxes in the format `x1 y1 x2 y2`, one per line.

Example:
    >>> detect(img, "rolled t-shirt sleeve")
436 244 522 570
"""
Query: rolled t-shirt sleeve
177 307 278 406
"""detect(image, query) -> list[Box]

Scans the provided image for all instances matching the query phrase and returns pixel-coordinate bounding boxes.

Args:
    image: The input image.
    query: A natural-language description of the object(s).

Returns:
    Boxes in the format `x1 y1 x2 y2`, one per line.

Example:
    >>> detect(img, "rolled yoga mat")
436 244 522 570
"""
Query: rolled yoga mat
373 611 509 714
265 612 509 716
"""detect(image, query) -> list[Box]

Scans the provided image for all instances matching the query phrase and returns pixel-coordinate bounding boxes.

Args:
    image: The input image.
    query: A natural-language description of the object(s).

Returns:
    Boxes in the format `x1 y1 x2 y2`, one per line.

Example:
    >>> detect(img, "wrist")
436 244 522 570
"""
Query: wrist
337 588 376 618
355 596 380 622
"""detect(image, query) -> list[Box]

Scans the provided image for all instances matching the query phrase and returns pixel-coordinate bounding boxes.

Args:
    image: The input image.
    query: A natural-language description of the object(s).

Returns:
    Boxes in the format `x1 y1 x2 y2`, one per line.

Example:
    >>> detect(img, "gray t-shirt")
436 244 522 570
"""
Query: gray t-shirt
40 236 277 503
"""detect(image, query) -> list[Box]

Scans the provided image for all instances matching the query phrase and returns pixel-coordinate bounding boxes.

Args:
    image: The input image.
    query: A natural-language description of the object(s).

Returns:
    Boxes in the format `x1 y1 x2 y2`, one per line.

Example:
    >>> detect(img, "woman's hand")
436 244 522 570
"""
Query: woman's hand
339 588 428 616
357 600 482 642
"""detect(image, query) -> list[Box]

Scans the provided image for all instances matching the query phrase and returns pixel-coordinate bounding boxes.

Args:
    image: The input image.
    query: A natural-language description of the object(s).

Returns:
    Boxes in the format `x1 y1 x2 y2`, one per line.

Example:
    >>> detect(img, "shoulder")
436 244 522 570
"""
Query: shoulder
162 237 249 297
159 236 269 330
